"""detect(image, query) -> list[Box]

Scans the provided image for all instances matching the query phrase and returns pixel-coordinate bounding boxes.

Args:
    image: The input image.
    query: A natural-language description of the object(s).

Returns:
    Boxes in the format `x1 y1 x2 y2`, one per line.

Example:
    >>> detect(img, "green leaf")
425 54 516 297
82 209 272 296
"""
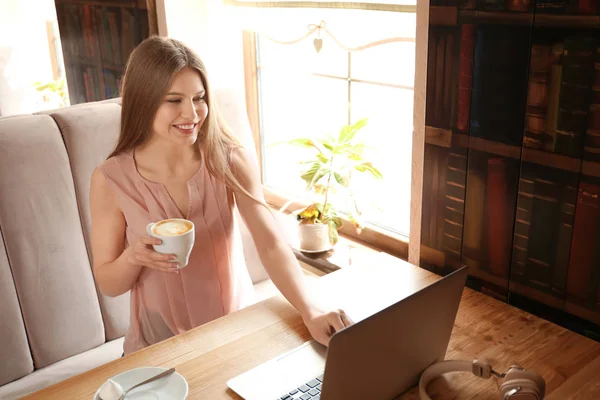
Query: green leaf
301 162 330 190
300 162 322 184
274 138 328 155
354 162 383 179
321 139 336 152
317 153 329 163
334 172 348 187
338 118 368 144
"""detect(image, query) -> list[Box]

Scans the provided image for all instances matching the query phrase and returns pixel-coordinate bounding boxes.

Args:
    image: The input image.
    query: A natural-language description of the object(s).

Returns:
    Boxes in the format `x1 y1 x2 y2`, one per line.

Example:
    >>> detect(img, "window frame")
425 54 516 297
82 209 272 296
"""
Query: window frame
241 6 428 263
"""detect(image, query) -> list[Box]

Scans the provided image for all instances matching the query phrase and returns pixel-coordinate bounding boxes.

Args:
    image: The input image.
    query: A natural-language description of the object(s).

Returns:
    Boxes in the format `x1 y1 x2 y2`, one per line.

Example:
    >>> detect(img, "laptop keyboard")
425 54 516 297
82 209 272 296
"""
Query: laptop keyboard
278 374 324 400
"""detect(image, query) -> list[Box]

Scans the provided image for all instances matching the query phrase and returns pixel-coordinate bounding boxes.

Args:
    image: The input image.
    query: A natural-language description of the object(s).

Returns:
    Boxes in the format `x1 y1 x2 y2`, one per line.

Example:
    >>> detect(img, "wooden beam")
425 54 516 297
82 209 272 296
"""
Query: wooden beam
242 30 263 180
409 0 430 266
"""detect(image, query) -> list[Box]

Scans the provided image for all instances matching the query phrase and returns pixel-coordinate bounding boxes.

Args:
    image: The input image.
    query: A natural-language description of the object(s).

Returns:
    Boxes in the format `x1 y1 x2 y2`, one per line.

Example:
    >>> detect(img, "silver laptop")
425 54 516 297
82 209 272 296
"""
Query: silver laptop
227 266 468 400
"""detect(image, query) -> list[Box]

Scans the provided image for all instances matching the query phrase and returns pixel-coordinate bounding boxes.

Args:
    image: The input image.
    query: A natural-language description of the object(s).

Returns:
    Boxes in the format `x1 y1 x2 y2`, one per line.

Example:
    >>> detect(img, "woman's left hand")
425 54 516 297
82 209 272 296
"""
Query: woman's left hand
303 308 354 346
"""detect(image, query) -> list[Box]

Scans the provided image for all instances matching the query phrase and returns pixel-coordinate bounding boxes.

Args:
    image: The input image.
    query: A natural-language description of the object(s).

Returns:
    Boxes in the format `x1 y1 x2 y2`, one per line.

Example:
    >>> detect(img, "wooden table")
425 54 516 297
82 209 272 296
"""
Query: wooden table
26 254 600 399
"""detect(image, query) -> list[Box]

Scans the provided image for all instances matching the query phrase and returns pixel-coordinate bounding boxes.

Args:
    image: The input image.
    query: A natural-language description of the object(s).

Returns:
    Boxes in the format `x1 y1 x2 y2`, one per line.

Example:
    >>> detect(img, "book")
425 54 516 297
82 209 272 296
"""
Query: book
478 0 506 10
546 62 563 152
462 160 485 270
442 33 455 130
524 45 552 149
555 37 596 158
507 0 533 11
577 0 598 14
553 183 577 297
512 169 535 284
443 148 468 268
459 0 477 8
470 25 531 147
426 32 437 128
535 0 567 13
421 145 449 251
457 24 475 133
426 28 459 130
487 158 512 278
526 175 560 291
566 181 600 307
584 58 600 161
435 33 446 126
511 163 578 297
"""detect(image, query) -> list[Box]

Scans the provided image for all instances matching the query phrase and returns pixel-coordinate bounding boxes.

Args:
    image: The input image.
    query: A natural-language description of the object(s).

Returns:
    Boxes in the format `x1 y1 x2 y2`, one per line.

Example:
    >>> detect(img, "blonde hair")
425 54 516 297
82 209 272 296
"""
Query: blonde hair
109 36 258 203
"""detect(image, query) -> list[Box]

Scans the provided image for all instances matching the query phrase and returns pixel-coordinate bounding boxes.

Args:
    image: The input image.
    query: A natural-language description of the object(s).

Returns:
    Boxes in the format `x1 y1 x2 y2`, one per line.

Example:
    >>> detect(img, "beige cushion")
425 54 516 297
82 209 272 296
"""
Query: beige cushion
0 229 33 386
0 338 124 400
0 114 104 368
47 103 130 341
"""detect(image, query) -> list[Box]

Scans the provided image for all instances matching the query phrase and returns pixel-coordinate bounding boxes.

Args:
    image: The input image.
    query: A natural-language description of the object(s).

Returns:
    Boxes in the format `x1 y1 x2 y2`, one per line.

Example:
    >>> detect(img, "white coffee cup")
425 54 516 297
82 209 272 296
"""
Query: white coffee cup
146 218 195 268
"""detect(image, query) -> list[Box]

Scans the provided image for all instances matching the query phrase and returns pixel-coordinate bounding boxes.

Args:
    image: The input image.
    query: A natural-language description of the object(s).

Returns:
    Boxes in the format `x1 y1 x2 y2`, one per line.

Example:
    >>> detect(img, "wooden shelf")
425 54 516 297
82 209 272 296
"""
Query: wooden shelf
425 126 452 148
429 6 600 28
460 10 533 26
522 147 581 172
424 126 600 176
467 135 522 159
532 14 600 28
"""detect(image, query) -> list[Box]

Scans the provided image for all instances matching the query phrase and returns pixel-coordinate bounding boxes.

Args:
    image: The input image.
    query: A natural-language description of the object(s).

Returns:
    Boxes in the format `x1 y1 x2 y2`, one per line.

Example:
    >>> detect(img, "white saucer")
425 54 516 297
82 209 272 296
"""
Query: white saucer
295 246 333 254
93 367 188 400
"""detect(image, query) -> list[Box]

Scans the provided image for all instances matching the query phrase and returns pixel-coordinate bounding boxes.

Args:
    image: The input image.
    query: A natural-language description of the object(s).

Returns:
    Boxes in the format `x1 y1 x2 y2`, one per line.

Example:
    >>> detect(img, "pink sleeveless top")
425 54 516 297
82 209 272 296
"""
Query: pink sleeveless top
97 151 255 354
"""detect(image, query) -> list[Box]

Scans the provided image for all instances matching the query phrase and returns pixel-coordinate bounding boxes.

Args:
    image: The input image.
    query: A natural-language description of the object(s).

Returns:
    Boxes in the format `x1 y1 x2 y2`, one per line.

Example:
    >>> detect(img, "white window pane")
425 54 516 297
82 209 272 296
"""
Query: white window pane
259 71 348 196
352 41 415 88
350 82 413 236
258 35 347 78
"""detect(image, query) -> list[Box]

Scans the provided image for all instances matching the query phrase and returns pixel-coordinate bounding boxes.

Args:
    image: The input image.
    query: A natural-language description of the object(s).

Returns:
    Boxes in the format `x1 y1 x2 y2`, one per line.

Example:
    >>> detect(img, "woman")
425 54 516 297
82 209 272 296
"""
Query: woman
90 36 352 355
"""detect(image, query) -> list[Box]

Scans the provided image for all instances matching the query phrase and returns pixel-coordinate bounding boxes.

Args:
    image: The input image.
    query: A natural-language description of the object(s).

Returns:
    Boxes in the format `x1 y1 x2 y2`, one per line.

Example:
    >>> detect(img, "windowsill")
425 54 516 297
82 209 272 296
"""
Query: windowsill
294 235 383 275
263 185 409 262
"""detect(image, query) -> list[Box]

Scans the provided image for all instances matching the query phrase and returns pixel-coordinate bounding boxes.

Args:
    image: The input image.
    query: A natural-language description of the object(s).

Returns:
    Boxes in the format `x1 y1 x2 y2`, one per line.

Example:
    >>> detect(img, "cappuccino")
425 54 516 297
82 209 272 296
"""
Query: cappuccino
152 219 193 237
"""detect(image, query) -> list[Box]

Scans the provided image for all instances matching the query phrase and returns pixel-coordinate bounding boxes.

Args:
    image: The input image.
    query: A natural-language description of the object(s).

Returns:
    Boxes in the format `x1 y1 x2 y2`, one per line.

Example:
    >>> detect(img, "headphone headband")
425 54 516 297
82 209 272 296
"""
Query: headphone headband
419 360 545 400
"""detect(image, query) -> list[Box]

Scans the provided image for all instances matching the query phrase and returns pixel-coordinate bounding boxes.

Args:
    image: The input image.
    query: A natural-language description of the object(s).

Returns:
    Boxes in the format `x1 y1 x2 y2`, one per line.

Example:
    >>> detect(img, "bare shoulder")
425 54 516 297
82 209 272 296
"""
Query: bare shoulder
230 146 257 170
90 166 120 211
230 146 259 182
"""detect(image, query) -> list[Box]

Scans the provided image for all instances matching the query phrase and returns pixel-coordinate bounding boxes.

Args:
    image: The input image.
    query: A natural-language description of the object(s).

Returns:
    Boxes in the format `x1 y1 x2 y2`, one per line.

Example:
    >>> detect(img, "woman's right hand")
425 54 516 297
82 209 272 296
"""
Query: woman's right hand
127 235 180 273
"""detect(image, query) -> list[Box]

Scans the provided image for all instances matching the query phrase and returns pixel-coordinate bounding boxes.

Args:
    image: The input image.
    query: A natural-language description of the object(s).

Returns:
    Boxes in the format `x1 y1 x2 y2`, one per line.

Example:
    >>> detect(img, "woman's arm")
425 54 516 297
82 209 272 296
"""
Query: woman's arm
90 168 178 297
231 148 352 346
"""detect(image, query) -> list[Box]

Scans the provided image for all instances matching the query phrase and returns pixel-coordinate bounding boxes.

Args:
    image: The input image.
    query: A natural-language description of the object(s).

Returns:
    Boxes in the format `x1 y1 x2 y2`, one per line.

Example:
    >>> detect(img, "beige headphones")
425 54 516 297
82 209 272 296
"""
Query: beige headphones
419 360 546 400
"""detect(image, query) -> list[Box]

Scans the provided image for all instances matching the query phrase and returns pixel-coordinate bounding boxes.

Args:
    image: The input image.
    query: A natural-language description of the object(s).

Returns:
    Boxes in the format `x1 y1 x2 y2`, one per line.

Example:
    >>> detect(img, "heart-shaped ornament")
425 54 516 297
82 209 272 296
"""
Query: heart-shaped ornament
313 38 323 53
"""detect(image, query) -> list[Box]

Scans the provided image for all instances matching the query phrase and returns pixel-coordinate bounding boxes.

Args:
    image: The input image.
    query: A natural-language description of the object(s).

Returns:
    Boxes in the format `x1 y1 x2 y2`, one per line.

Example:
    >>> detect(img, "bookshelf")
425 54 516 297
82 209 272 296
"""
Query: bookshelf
54 0 158 105
421 2 600 341
430 6 600 28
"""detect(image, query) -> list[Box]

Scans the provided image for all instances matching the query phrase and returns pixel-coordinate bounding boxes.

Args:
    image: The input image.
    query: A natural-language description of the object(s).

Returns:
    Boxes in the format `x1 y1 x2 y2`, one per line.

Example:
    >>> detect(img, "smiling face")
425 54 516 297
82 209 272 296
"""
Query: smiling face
152 67 209 147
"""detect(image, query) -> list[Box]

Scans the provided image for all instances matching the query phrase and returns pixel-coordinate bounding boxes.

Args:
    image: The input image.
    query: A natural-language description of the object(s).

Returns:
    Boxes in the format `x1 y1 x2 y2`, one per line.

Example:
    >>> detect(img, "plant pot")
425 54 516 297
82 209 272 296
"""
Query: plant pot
298 223 331 252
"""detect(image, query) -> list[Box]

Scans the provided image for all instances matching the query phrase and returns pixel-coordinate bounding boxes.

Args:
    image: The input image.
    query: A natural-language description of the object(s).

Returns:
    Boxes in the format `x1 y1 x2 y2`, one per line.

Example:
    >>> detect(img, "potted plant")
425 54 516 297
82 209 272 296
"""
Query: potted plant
284 118 383 251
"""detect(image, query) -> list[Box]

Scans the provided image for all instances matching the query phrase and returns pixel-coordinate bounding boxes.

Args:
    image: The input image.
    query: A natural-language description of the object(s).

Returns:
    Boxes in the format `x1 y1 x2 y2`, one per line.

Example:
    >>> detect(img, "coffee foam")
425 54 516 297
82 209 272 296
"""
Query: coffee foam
152 220 192 236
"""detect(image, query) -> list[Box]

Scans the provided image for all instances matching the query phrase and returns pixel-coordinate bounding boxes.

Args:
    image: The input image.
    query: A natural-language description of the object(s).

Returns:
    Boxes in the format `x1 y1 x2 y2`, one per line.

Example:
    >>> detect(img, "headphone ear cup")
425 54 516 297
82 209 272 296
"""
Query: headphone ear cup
499 369 546 399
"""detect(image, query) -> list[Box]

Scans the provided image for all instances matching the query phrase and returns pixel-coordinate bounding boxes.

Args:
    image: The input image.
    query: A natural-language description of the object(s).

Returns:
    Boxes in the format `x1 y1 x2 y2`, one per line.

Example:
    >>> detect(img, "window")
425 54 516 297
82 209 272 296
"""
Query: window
244 9 416 238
